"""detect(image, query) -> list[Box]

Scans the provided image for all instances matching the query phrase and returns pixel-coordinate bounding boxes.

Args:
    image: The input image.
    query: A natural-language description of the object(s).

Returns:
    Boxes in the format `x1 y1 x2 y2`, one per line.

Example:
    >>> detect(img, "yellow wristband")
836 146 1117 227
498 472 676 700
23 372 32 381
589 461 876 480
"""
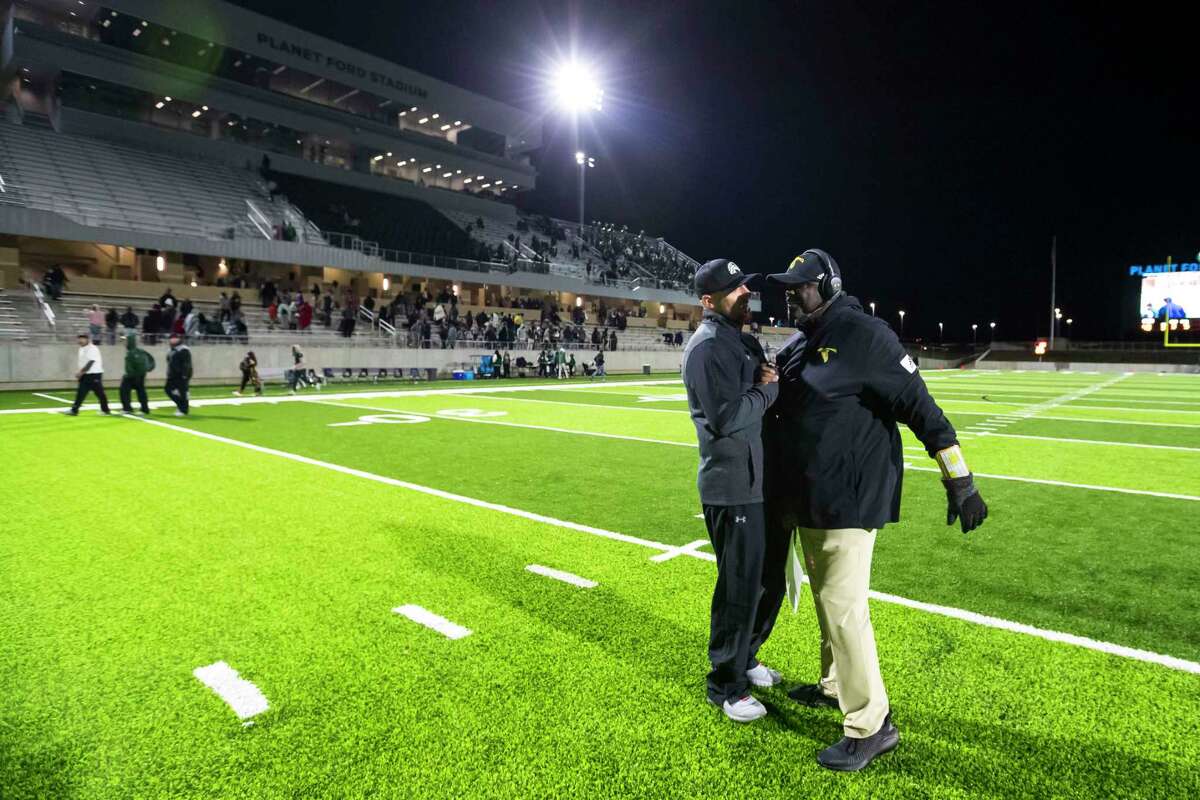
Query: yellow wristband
935 445 970 479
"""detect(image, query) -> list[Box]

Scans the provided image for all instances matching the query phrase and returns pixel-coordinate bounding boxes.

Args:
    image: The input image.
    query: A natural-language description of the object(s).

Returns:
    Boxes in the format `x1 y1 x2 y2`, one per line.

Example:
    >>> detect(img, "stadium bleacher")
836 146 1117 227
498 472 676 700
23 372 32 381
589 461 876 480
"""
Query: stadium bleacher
0 118 313 242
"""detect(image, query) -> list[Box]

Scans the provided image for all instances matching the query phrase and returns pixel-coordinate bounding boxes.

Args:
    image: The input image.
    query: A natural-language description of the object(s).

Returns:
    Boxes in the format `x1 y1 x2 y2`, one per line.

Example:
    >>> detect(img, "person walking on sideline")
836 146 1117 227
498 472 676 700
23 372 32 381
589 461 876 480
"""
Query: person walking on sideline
165 332 192 416
119 332 154 415
64 332 111 415
235 351 262 396
593 349 606 380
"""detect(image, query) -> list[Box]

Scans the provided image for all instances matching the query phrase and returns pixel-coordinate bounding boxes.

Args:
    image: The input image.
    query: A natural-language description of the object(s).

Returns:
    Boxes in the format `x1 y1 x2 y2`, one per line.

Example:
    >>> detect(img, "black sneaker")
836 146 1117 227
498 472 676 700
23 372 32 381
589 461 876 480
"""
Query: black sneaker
817 713 899 772
788 683 840 709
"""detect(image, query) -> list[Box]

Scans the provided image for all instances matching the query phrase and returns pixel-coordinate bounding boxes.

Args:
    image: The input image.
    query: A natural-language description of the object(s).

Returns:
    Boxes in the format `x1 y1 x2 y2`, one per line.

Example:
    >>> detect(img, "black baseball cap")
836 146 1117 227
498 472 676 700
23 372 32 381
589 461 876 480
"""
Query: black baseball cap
767 250 839 285
694 258 756 295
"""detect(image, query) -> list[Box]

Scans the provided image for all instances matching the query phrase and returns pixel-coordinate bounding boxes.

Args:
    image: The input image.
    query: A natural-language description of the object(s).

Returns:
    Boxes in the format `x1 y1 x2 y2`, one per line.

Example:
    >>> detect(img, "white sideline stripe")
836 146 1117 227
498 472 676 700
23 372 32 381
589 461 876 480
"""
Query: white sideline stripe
526 564 598 588
192 661 269 720
129 415 1199 674
979 432 1200 452
32 392 71 404
905 465 1200 501
392 605 472 639
865 589 1200 675
311 399 697 447
948 411 1200 429
0 378 685 416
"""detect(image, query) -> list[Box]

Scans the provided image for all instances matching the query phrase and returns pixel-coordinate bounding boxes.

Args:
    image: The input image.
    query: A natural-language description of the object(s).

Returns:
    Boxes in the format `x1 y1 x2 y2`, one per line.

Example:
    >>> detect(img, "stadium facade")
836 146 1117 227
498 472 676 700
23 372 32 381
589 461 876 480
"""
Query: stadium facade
0 0 712 335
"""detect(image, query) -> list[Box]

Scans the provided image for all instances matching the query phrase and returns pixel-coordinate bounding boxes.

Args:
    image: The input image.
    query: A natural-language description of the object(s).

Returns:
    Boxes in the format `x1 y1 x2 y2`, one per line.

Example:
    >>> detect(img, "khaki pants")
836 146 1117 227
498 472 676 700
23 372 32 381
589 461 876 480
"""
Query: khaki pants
798 527 889 739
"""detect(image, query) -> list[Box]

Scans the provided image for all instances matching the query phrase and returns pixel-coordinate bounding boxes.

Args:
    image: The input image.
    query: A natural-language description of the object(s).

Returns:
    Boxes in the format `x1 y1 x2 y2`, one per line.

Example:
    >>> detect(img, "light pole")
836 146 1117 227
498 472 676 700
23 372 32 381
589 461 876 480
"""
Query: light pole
972 323 978 347
898 309 906 338
574 151 595 233
554 62 603 237
869 301 876 316
989 321 996 343
1054 307 1062 345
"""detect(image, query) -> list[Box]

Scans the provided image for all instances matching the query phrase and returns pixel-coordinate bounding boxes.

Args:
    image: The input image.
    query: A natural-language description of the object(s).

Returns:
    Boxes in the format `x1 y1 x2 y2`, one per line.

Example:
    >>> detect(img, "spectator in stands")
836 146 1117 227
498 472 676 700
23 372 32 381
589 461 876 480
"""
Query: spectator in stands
164 332 192 417
103 307 119 345
172 313 185 338
86 305 104 344
119 332 153 415
63 332 111 416
322 294 334 327
120 306 138 334
159 288 176 312
267 300 279 330
219 292 231 323
502 351 512 378
179 297 193 320
340 305 355 338
184 307 200 341
142 304 161 346
160 300 176 337
297 299 313 332
231 292 242 316
609 330 618 351
278 297 294 329
43 266 66 300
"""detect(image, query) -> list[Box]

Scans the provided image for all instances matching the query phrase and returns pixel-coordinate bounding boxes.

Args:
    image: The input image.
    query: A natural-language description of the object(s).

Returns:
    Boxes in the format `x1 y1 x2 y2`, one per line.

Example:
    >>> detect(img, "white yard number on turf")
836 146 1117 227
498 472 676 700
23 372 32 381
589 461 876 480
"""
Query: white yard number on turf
328 413 431 427
436 408 507 418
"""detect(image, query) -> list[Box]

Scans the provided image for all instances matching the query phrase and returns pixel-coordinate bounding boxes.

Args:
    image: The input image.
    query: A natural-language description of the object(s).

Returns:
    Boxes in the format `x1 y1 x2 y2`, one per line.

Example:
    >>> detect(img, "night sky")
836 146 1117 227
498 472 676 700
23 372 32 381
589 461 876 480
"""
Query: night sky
230 0 1198 342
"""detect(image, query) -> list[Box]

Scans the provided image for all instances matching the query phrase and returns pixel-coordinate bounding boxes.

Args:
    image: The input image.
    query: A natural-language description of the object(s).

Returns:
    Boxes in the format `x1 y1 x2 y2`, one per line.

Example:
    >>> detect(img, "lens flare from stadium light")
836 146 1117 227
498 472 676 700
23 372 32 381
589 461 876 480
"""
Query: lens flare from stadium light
554 62 603 113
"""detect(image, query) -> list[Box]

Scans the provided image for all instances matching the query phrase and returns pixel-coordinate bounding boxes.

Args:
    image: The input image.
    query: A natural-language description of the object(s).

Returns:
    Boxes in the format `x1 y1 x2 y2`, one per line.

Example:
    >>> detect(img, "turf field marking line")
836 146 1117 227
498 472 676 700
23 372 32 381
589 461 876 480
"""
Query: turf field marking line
978 432 1200 452
392 605 472 639
125 416 1200 674
526 564 599 588
865 589 1200 675
649 539 715 563
192 661 269 721
122 414 709 561
469 394 688 414
904 465 1200 501
310 399 697 447
32 392 71 404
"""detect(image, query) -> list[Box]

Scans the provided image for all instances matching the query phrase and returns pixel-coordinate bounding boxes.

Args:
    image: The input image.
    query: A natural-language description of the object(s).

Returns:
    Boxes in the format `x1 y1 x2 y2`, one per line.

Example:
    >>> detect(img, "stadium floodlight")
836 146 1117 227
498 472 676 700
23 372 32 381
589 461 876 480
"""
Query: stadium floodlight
869 301 876 316
382 276 390 292
554 61 603 113
898 309 906 337
938 321 943 340
575 151 585 165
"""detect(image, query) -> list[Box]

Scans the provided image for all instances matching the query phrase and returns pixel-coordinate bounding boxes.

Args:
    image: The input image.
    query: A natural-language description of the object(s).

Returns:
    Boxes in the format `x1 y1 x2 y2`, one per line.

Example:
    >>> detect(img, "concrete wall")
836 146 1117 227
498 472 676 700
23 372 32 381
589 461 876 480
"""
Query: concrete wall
0 341 684 389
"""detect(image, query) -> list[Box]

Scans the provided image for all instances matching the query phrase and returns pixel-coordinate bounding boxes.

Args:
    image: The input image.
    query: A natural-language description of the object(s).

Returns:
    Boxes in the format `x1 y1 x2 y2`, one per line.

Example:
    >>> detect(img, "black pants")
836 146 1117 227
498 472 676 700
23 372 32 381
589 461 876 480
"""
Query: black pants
702 502 788 704
71 373 109 413
240 369 261 393
165 377 189 414
119 375 149 413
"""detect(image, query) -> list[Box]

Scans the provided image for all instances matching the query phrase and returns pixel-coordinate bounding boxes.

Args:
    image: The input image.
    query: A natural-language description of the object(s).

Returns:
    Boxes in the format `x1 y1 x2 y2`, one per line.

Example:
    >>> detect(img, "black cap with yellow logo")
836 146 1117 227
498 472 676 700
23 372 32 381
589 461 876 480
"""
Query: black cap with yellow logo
766 251 835 285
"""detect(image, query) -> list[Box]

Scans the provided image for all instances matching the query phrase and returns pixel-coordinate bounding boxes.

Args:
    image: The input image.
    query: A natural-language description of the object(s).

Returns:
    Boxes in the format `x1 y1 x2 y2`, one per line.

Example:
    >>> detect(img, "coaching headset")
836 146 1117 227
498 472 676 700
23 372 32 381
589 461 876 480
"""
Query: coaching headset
806 249 843 301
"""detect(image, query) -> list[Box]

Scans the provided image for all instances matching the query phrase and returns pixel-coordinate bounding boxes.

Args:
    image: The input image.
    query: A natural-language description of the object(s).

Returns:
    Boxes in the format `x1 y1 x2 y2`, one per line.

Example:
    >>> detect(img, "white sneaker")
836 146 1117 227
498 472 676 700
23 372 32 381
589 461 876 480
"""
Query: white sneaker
233 391 241 396
747 663 783 688
174 410 187 417
711 695 767 723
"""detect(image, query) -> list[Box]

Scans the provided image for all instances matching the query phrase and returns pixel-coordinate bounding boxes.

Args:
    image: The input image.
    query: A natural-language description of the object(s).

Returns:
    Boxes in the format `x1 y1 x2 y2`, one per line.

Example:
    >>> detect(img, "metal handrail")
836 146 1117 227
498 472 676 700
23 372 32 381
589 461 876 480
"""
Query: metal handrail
31 283 56 328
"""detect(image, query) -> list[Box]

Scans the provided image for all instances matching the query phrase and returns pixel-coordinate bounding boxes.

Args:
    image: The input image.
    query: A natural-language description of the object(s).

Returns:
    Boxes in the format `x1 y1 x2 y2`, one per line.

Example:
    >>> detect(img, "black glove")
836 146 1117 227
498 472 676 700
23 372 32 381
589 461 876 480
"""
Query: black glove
943 474 988 533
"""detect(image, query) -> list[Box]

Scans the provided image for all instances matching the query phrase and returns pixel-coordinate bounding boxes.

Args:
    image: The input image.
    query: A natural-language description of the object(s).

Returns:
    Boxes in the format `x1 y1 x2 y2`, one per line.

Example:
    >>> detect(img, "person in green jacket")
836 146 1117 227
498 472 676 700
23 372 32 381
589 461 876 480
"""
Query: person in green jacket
119 332 154 415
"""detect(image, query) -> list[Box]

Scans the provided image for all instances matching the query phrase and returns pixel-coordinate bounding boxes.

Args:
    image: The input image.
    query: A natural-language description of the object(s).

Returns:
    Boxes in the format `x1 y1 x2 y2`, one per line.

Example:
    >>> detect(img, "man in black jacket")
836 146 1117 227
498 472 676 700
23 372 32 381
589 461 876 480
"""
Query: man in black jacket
764 249 988 771
682 259 783 724
165 332 193 417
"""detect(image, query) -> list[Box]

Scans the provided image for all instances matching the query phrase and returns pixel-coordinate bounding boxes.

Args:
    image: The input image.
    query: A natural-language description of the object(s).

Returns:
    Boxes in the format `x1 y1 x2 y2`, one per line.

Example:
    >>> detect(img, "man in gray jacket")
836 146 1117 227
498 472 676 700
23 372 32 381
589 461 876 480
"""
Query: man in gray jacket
682 258 783 723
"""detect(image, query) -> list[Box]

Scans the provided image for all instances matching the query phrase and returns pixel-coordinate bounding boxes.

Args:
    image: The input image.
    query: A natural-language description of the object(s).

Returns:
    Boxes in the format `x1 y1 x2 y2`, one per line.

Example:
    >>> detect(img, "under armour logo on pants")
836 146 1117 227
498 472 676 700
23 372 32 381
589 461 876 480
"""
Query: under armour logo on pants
735 516 747 523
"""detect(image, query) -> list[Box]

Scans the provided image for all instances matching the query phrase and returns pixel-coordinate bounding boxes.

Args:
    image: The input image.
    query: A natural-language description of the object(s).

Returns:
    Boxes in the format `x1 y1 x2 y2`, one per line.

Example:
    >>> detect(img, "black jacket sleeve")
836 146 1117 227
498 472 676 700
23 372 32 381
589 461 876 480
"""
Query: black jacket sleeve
685 341 778 438
861 323 957 456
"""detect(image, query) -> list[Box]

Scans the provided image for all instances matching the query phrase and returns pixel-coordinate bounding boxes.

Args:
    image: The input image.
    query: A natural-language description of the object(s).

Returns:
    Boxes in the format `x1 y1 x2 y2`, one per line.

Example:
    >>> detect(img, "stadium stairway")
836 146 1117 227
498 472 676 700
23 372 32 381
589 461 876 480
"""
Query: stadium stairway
439 209 597 282
0 289 32 339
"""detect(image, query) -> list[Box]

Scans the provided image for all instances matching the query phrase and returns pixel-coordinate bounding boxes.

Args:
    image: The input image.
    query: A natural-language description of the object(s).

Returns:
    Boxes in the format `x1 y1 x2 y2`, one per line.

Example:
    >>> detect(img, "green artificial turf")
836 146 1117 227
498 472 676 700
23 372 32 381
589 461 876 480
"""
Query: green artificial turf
2 370 1200 798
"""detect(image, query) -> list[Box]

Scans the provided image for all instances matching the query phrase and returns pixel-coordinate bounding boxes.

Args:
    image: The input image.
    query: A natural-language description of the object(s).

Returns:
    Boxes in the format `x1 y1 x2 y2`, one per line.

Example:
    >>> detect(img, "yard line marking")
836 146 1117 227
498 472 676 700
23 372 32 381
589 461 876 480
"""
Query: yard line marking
192 661 269 721
470 394 688 414
649 539 714 563
312 399 697 447
864 588 1200 675
975 432 1200 452
392 605 472 639
905 465 1200 501
32 392 71 404
128 416 1200 674
526 564 598 588
312 401 1199 500
1020 414 1200 429
124 414 707 560
0 379 686 416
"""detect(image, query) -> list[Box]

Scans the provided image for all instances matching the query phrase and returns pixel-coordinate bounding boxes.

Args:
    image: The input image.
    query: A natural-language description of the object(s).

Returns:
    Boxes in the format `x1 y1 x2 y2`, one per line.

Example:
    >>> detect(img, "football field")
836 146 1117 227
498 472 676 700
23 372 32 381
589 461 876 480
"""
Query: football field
2 369 1199 798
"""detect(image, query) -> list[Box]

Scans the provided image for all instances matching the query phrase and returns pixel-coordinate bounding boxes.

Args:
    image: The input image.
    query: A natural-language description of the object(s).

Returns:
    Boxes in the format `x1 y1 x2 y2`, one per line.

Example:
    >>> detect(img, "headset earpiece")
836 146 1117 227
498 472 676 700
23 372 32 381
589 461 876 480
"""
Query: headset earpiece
805 249 841 301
